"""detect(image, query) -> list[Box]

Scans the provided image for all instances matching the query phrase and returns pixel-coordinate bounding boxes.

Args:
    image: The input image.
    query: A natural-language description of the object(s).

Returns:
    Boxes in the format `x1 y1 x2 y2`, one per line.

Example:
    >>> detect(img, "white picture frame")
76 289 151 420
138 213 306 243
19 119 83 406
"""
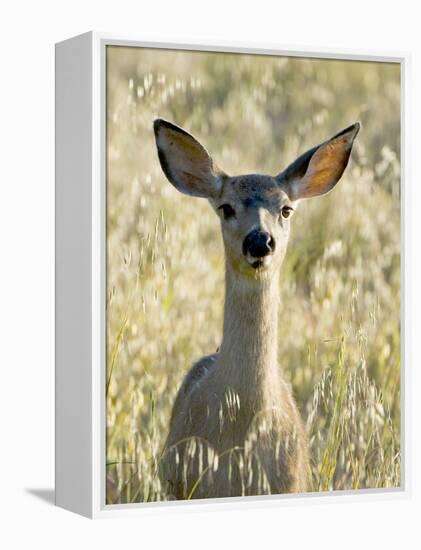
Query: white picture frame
55 31 410 519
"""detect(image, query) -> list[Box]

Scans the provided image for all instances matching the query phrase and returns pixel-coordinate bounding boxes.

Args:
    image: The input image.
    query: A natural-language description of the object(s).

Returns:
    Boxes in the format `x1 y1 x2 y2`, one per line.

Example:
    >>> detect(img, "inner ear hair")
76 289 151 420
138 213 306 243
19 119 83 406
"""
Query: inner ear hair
276 122 360 200
153 118 225 199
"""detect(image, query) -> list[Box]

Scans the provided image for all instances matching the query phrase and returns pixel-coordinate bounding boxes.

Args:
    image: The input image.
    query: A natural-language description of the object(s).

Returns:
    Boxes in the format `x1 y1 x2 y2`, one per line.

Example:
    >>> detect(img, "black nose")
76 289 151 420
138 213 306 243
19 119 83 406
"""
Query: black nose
242 230 275 258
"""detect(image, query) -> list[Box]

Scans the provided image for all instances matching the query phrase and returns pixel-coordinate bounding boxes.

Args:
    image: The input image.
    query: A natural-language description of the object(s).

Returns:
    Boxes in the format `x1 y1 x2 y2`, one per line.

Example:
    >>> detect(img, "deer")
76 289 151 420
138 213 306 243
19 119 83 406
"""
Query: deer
153 118 360 500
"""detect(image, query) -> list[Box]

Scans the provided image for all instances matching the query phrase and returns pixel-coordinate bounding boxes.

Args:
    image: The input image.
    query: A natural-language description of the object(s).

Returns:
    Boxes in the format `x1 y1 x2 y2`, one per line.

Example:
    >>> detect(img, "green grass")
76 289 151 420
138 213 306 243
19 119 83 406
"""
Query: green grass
105 47 400 503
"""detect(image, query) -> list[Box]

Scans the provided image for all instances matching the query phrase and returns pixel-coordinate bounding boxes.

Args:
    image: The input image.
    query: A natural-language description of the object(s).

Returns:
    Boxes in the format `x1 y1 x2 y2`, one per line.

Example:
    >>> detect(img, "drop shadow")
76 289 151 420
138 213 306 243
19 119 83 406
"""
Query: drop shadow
25 488 55 505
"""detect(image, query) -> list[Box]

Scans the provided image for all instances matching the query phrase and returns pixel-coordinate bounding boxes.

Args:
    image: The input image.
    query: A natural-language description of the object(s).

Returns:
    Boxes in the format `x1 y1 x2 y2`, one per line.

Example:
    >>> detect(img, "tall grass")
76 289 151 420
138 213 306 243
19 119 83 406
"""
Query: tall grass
105 47 400 503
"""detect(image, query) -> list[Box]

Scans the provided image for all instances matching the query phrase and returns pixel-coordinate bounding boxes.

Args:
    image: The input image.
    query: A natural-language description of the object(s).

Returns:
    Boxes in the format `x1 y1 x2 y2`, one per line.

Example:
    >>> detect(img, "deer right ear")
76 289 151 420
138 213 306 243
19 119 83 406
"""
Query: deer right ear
276 123 360 201
153 119 223 199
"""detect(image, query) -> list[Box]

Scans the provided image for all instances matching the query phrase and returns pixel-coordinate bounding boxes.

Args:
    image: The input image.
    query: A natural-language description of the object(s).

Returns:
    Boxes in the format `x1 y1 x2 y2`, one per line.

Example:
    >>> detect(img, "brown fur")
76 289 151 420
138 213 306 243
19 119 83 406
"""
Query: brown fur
153 119 359 499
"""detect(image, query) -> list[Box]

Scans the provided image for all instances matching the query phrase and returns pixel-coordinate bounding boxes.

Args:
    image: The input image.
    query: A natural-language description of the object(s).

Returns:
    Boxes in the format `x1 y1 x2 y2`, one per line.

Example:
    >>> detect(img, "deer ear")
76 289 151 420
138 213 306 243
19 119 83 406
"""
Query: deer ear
276 123 360 200
153 119 224 199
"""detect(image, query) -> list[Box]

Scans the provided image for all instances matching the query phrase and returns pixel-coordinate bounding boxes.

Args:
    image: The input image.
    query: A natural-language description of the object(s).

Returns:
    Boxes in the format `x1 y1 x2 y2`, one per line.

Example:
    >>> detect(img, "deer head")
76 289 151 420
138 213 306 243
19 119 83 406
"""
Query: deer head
153 119 359 278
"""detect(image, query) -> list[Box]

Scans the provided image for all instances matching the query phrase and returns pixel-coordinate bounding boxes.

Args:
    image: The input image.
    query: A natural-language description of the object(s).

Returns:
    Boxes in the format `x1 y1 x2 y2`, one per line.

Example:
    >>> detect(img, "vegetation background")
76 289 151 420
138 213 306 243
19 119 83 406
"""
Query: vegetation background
106 46 400 504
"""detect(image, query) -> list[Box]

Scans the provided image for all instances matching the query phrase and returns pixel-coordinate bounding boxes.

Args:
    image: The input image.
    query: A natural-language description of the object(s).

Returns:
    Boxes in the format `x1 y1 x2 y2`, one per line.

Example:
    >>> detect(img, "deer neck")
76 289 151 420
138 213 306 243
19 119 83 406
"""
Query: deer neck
218 263 282 411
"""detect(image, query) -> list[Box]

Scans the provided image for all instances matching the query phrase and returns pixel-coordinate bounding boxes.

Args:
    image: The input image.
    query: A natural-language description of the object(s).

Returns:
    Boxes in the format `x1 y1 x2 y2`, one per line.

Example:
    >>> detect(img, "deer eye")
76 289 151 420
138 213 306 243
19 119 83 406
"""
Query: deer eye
218 203 236 220
280 206 293 220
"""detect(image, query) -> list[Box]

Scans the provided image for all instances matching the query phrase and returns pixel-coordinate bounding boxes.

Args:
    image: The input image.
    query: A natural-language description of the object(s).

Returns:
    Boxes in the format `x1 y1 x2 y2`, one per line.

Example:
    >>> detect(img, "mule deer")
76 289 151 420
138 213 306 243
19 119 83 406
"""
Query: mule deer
153 119 360 499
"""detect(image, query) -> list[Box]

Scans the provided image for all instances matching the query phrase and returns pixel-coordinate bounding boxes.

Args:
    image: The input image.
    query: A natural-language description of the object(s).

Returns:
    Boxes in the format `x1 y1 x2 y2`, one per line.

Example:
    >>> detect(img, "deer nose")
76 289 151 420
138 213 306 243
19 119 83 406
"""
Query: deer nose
242 230 275 258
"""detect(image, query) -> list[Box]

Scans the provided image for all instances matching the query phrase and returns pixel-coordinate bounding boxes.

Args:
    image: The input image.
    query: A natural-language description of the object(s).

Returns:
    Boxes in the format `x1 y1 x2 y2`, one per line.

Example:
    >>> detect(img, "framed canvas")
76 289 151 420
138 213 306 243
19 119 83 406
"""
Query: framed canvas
55 32 409 518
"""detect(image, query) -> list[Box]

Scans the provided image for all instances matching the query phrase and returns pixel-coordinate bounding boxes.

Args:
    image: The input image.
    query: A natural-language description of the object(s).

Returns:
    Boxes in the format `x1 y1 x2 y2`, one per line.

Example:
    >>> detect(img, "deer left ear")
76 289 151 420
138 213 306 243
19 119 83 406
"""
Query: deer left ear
276 123 360 200
153 119 224 199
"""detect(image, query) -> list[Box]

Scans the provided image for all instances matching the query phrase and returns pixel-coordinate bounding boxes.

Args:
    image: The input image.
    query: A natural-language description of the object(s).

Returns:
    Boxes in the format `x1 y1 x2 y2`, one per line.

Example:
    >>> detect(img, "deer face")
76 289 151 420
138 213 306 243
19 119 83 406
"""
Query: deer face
153 119 359 277
212 174 294 275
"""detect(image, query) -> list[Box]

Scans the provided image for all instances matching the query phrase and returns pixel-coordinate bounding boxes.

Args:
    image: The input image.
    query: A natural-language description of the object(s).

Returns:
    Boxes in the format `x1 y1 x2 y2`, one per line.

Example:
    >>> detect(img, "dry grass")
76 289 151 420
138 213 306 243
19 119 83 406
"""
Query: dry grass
105 46 400 503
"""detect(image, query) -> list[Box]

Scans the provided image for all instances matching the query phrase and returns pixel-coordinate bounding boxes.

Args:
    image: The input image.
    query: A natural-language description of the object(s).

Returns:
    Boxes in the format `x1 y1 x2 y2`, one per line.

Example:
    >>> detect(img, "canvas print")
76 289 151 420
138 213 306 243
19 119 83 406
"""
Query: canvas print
106 46 401 504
